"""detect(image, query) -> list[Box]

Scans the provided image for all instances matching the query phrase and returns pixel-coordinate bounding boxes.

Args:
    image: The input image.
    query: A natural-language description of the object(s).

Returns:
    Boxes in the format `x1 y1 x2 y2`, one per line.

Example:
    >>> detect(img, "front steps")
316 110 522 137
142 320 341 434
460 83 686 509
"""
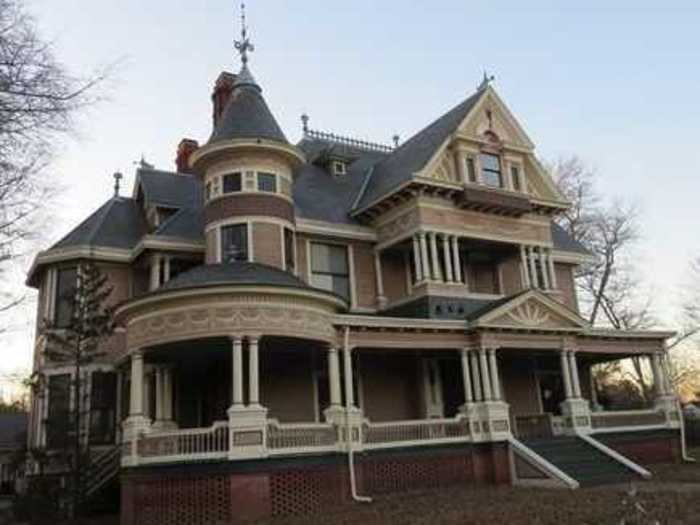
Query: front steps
522 436 642 487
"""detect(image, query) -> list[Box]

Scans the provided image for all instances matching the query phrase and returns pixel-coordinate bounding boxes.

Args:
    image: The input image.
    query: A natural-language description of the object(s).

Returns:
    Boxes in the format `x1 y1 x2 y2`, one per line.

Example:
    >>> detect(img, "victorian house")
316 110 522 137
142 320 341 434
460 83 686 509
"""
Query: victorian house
25 15 683 525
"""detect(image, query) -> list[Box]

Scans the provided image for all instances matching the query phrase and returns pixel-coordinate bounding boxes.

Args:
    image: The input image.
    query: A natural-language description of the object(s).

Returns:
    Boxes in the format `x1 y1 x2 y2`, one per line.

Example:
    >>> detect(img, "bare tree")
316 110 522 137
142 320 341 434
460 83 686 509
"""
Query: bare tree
0 0 107 322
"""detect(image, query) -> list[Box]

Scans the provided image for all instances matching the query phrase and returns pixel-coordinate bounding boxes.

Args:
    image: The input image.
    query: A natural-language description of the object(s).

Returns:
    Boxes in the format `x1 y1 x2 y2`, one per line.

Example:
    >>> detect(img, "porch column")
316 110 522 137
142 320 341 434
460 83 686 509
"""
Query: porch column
478 348 493 401
460 349 473 403
470 351 483 402
149 254 161 291
162 367 173 421
343 346 356 408
568 351 582 398
488 348 502 401
547 249 558 289
429 232 441 281
520 245 531 288
419 232 430 281
655 353 672 395
163 255 171 283
374 250 387 309
231 336 244 406
651 353 663 396
327 347 342 408
560 350 573 399
129 351 145 416
441 234 454 282
528 247 539 288
248 336 260 407
154 367 164 421
538 246 550 289
451 236 462 284
412 234 424 282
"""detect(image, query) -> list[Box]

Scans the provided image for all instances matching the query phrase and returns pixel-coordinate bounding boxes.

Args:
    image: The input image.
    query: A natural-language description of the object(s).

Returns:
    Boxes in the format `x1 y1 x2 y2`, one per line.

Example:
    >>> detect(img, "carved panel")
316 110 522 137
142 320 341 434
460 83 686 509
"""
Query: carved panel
487 299 581 330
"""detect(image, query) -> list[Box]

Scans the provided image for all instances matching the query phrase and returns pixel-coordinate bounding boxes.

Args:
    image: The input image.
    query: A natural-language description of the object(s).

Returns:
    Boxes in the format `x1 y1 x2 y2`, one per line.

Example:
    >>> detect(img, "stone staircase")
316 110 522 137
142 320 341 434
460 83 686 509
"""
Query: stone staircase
522 436 641 487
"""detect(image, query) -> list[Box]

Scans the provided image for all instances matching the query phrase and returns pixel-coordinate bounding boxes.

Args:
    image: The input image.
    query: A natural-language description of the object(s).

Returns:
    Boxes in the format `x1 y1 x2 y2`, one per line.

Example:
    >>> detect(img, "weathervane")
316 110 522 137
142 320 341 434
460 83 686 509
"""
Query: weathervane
234 2 254 65
478 71 495 91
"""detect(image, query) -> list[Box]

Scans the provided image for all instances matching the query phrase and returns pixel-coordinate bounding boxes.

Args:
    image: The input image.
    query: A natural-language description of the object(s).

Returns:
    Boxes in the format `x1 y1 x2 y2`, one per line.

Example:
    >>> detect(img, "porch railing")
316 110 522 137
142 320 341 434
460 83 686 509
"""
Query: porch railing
137 421 229 464
514 414 553 440
363 416 470 449
266 420 338 455
591 409 667 430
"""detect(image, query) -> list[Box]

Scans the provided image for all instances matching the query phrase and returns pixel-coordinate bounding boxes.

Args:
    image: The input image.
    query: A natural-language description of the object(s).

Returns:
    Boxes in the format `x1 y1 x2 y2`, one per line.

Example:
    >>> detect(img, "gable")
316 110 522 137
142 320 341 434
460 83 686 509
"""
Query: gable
470 290 588 332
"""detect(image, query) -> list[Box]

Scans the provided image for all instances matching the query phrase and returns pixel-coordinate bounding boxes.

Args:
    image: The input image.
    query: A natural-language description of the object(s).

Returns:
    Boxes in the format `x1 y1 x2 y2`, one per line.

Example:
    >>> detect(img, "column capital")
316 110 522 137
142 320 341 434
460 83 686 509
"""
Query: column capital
130 348 144 359
229 334 242 343
246 334 262 343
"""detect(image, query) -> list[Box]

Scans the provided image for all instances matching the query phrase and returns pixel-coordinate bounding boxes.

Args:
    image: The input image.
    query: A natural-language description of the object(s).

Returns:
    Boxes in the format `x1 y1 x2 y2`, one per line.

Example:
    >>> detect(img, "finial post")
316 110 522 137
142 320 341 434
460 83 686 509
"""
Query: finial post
301 113 309 134
113 172 123 197
234 2 255 65
392 134 400 148
478 71 495 91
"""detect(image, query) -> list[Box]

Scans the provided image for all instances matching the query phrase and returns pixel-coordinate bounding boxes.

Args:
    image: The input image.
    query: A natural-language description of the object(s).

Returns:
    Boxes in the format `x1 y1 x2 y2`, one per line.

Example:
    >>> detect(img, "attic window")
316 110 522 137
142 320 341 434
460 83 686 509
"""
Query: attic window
480 153 503 188
332 161 347 176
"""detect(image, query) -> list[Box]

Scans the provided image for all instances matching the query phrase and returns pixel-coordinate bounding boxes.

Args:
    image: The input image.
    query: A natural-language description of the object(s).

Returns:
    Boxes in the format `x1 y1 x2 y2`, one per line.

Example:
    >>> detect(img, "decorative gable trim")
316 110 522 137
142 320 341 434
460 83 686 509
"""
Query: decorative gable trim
470 289 589 332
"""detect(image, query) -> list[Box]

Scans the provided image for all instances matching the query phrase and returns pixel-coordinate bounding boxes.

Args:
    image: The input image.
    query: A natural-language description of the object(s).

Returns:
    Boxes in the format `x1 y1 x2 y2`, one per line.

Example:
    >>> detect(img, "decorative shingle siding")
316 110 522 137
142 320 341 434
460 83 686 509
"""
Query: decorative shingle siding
204 194 294 225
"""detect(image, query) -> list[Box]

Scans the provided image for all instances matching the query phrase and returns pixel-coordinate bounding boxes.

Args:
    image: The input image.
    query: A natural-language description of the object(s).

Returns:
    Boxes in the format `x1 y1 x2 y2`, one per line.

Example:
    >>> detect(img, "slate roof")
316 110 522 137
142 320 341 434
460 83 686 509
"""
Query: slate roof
50 197 147 251
208 65 287 145
353 89 486 211
0 413 27 450
551 222 589 254
154 207 203 240
136 168 201 208
160 262 318 293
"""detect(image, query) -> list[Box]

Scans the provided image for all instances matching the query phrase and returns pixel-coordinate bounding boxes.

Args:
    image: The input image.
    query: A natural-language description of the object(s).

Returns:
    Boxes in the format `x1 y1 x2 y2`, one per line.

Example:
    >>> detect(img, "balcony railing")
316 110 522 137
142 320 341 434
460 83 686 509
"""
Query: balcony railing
137 421 229 464
590 410 667 431
363 416 470 449
267 420 338 455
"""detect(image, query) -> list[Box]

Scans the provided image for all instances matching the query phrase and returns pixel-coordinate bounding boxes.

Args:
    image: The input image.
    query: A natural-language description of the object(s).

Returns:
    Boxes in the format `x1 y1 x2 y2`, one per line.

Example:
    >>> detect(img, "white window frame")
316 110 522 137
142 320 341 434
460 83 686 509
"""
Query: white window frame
217 221 253 263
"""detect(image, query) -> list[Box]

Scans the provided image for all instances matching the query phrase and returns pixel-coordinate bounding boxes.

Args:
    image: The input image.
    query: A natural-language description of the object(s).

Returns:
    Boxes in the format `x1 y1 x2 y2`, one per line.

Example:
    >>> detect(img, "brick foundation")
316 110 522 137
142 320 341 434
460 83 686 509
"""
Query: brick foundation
121 442 511 524
594 429 682 465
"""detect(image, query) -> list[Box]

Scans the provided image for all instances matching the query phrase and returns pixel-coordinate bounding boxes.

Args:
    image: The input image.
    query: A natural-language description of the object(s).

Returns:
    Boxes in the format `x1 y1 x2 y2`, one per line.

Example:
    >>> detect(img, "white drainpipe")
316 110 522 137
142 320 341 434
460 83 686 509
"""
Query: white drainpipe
343 326 372 503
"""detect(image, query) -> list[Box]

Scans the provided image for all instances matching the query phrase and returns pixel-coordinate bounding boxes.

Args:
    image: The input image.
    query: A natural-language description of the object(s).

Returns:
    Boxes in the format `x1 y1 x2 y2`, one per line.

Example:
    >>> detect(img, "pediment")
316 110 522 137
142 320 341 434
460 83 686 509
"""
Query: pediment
471 291 588 332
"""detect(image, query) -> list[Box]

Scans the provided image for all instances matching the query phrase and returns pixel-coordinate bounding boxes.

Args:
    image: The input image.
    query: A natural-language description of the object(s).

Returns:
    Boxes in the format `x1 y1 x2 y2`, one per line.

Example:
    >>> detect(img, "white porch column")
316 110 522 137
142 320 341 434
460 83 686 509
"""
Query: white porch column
470 351 483 402
520 245 531 288
231 336 244 406
478 348 493 401
451 236 462 284
374 250 387 309
412 235 423 282
429 232 441 281
538 246 550 289
129 351 145 416
248 336 260 407
568 351 582 398
547 249 558 289
651 353 663 396
149 254 161 291
327 347 342 408
655 353 672 395
343 346 356 408
419 232 430 281
560 350 573 399
441 234 454 282
488 348 502 401
154 367 164 421
163 255 171 283
527 247 539 289
460 349 473 403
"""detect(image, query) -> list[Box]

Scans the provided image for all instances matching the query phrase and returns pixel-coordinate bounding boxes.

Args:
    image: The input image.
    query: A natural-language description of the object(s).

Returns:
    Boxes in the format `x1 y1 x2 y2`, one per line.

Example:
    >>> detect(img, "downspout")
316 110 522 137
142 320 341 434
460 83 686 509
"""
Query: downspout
343 326 372 503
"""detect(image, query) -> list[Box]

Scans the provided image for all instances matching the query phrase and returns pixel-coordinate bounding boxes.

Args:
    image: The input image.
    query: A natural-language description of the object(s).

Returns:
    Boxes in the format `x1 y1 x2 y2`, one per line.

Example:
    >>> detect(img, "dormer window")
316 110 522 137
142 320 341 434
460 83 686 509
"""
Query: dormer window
480 153 503 188
332 161 347 176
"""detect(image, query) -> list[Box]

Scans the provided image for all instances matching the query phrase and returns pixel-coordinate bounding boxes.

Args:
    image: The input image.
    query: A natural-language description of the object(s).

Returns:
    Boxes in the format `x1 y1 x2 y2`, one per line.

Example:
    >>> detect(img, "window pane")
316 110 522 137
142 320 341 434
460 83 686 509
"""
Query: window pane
47 374 71 448
257 172 277 193
482 169 502 188
55 267 77 328
90 372 117 445
331 276 350 300
284 228 295 272
310 242 350 301
480 153 500 172
327 245 349 274
223 173 242 193
310 243 331 273
221 224 248 262
310 273 333 291
511 166 521 191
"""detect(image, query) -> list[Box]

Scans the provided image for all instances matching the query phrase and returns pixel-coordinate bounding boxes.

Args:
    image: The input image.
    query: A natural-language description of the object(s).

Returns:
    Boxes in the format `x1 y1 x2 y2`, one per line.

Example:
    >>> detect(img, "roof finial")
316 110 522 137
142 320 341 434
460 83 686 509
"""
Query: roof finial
478 71 495 91
113 172 123 197
392 134 400 148
301 113 309 134
234 2 255 65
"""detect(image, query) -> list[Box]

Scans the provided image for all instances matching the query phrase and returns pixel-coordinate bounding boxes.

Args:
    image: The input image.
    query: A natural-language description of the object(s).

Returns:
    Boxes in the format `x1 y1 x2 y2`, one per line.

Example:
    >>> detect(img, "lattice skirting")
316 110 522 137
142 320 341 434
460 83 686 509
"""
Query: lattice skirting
121 443 511 525
594 429 682 465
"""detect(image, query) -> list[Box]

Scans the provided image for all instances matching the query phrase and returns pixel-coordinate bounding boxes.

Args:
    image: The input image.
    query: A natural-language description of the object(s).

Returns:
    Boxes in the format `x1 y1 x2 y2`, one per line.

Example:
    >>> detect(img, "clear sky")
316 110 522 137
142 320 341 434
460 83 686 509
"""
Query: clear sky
1 0 699 384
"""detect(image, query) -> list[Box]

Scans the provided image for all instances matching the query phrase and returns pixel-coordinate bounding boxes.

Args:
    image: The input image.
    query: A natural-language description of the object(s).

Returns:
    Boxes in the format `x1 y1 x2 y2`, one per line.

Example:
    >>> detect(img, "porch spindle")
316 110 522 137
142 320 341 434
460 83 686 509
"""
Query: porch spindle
451 236 462 284
441 234 454 282
547 249 558 289
470 351 482 402
478 349 493 401
487 349 502 401
460 349 473 403
249 336 260 407
568 351 582 398
129 351 145 416
343 347 355 408
231 336 244 406
412 235 423 282
538 246 550 289
149 254 161 291
429 232 441 281
528 247 539 289
327 347 342 407
560 350 573 399
650 354 662 396
419 232 430 281
520 245 531 288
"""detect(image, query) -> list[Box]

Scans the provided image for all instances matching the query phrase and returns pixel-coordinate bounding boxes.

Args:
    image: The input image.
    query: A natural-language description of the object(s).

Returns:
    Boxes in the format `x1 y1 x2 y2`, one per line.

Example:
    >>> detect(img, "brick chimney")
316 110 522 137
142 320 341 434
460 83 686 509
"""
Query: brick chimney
212 71 237 127
175 138 199 173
